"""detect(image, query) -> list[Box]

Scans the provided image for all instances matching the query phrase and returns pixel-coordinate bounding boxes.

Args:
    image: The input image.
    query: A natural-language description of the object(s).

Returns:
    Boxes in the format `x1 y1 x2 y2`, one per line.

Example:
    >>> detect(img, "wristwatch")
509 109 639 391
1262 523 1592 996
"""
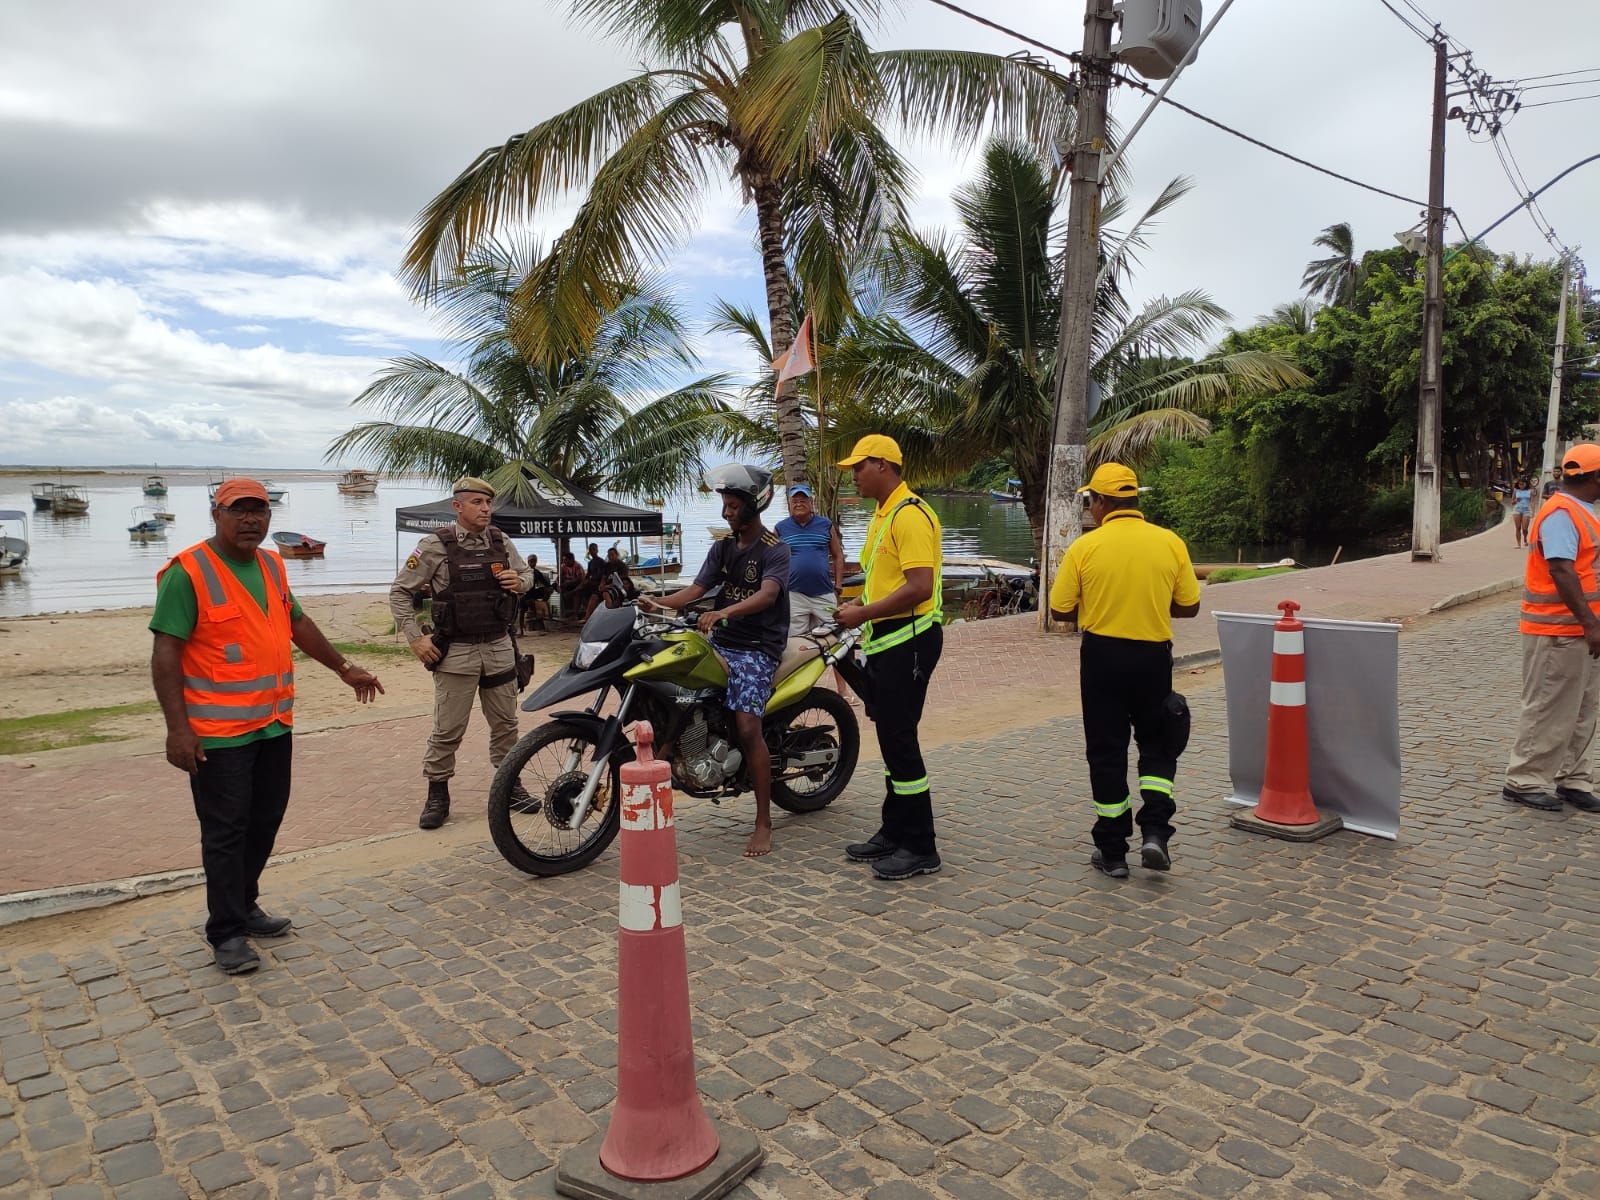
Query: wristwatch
337 660 354 677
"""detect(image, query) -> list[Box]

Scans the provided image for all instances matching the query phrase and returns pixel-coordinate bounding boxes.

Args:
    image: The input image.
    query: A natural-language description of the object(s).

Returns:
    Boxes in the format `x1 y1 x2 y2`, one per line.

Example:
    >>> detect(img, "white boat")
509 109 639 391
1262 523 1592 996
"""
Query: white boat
30 483 55 511
0 510 29 573
337 469 379 495
208 477 288 503
143 474 168 496
128 506 167 542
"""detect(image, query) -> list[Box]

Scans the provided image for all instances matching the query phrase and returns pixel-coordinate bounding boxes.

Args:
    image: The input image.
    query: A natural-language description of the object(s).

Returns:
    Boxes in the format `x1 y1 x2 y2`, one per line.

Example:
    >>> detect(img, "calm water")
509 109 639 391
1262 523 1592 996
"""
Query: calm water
0 472 1041 617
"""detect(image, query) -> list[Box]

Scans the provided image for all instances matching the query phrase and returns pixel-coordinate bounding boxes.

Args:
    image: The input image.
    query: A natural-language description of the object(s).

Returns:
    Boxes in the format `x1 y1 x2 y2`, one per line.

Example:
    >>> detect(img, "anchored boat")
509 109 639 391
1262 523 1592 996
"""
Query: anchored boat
143 474 168 496
336 469 379 495
272 531 326 558
51 485 89 515
0 510 29 573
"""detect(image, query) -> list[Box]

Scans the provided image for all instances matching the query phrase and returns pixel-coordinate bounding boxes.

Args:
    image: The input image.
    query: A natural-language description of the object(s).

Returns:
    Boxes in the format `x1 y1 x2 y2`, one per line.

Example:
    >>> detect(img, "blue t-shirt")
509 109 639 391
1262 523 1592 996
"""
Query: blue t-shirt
1513 488 1532 514
775 514 835 597
1539 508 1584 561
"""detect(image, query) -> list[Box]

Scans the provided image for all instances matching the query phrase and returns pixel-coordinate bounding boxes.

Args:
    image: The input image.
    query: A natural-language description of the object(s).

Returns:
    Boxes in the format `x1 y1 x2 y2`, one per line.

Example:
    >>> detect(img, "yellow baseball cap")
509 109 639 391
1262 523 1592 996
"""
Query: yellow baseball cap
1078 463 1139 497
837 434 904 467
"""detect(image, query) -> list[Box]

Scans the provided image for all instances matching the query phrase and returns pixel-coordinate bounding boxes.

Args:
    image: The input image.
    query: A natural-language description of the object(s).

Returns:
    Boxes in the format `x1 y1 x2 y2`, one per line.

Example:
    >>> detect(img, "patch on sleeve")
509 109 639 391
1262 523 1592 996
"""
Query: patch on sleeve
405 554 421 570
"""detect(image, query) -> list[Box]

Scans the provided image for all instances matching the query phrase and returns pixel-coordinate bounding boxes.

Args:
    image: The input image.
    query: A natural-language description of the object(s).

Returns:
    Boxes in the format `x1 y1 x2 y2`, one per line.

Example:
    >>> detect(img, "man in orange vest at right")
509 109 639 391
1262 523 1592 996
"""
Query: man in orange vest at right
1504 443 1600 813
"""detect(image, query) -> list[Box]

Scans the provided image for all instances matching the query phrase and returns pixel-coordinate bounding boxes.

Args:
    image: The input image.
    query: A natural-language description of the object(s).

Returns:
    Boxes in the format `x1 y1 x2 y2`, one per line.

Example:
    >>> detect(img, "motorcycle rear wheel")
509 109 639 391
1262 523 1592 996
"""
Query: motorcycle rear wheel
768 688 860 813
488 721 632 876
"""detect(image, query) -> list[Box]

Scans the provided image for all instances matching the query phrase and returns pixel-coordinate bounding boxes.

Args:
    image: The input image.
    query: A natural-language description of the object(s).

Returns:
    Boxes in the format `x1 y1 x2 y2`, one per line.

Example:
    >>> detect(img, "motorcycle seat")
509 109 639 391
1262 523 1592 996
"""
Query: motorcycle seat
776 637 824 682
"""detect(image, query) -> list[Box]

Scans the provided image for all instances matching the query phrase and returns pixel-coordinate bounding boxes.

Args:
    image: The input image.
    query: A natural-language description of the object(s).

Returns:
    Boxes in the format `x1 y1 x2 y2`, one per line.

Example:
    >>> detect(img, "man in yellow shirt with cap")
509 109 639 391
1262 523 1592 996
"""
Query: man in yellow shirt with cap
835 435 946 880
1050 462 1201 879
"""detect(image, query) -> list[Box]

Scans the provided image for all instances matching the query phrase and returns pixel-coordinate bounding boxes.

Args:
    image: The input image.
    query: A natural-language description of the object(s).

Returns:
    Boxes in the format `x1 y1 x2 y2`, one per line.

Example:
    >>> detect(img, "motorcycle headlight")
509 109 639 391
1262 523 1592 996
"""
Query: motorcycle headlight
573 639 610 670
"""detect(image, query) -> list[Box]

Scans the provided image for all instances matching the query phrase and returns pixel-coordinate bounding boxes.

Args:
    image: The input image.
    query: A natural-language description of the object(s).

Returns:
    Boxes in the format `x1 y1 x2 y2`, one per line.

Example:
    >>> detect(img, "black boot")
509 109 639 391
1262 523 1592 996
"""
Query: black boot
419 780 450 830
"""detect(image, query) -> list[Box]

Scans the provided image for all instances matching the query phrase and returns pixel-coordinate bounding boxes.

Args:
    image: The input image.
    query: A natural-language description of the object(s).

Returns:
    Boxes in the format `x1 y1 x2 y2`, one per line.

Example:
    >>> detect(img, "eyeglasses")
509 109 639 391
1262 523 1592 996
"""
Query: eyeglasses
218 504 270 517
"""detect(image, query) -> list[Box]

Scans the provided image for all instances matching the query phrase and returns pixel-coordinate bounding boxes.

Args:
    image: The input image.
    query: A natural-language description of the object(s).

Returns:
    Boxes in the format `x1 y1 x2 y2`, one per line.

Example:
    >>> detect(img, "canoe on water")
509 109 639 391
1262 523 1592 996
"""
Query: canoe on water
272 532 326 558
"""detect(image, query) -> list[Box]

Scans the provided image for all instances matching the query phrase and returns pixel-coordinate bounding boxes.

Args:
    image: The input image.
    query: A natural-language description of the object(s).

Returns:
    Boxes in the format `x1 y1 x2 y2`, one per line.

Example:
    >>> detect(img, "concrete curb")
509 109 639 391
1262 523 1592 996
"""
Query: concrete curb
1430 576 1520 613
0 829 416 929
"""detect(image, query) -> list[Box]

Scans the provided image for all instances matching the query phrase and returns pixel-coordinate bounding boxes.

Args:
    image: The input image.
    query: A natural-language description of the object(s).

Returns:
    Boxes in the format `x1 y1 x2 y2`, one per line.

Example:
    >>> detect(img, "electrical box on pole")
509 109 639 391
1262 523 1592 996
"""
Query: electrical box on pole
1114 0 1203 79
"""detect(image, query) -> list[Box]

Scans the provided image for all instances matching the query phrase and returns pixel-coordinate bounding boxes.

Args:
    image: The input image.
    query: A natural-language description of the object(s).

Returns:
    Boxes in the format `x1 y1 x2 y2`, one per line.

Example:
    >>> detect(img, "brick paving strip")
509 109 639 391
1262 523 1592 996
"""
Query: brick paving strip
2 517 1597 1197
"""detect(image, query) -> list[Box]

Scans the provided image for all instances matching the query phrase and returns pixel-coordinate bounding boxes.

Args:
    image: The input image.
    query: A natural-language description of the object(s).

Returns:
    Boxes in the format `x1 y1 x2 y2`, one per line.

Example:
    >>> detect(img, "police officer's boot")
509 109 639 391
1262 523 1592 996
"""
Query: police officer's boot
419 780 450 830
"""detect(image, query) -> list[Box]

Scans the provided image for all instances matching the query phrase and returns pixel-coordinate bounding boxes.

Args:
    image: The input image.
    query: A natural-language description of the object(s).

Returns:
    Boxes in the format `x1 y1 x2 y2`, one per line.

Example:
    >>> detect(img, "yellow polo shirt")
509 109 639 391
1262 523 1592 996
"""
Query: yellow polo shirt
862 481 942 618
1049 509 1200 642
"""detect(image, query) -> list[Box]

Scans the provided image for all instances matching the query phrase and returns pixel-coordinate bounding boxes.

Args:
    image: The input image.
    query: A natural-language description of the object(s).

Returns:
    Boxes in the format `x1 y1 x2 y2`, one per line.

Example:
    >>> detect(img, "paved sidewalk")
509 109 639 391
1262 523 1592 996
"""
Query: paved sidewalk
1 596 1595 1199
0 522 1527 906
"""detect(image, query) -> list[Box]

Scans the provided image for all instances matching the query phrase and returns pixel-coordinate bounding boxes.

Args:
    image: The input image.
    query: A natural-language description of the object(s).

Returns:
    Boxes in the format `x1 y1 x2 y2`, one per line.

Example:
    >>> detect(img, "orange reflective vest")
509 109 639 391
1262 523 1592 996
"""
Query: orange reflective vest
1521 493 1600 636
159 544 296 738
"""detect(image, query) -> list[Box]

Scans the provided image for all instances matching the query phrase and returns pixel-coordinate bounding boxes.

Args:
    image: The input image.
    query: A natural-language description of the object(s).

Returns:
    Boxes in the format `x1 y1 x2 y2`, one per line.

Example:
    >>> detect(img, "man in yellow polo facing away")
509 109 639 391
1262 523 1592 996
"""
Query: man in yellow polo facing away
1050 463 1200 879
834 435 946 880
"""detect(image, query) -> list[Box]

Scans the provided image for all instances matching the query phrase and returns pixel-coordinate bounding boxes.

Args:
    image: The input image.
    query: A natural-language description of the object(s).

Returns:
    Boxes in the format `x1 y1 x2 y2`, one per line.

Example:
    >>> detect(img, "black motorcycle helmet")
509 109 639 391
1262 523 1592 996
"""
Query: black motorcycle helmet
705 464 774 526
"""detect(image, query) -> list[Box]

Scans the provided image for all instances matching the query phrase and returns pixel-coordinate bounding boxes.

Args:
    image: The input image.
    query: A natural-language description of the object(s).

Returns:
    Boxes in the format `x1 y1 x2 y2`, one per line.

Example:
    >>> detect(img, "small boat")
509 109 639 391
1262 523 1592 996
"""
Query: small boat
0 510 29 573
152 510 176 522
272 531 326 558
990 478 1024 502
52 485 89 515
336 469 379 495
143 475 168 496
30 483 56 511
128 506 167 542
627 521 683 577
839 555 1035 603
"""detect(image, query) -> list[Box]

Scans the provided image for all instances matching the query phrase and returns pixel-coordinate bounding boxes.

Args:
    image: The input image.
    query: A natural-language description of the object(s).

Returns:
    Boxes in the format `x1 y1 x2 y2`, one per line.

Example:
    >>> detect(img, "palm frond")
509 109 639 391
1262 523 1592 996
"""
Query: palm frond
1089 408 1212 467
873 49 1076 160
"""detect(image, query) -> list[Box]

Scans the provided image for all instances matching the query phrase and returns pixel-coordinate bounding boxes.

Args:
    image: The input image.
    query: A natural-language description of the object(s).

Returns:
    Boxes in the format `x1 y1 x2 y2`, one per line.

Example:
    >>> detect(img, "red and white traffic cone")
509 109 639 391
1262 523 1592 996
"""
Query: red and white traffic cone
1230 601 1343 842
555 722 762 1198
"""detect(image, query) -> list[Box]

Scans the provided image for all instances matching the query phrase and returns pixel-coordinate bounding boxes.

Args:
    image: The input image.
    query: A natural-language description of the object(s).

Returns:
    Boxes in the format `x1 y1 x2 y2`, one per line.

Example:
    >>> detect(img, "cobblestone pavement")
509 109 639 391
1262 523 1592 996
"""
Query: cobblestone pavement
2 597 1597 1199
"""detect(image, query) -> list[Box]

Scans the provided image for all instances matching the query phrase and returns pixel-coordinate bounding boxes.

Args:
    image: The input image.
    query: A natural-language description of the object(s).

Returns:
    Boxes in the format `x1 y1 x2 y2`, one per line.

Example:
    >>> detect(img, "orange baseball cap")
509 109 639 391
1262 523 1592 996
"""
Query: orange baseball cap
1561 444 1600 476
213 479 270 506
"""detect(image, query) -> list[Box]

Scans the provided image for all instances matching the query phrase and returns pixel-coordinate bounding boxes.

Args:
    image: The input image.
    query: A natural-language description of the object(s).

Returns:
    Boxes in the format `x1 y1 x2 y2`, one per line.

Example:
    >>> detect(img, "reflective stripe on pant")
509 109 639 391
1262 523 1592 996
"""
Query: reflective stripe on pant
424 669 520 781
865 624 942 855
1080 631 1178 857
188 733 292 947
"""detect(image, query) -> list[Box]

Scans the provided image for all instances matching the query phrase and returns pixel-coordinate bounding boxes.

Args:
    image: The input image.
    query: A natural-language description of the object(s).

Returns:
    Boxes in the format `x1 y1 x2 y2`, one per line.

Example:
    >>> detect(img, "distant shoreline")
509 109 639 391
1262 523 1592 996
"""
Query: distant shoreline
0 466 353 478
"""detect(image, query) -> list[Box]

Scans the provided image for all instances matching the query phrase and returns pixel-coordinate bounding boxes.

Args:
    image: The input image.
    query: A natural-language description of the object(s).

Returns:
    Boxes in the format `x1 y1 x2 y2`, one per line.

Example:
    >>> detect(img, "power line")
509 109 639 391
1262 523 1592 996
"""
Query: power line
1511 66 1600 84
920 0 1431 209
1112 73 1428 207
1521 91 1600 109
1374 0 1434 45
1518 76 1600 92
921 0 1076 61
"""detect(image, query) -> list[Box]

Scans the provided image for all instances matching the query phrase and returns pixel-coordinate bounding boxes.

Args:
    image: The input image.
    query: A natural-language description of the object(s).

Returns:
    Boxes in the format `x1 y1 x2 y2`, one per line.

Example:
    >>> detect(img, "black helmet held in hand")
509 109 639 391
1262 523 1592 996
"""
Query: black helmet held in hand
704 464 774 513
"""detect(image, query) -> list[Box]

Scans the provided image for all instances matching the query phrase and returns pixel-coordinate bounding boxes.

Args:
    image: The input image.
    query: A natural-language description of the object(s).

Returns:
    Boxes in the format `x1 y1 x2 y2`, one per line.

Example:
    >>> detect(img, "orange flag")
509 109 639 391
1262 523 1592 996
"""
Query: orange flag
770 314 815 384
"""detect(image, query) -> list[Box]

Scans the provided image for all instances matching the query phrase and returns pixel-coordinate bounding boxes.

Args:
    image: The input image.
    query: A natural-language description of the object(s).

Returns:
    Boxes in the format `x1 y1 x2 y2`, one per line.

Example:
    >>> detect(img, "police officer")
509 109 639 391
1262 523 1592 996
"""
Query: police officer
834 435 945 881
389 477 532 829
1049 463 1201 879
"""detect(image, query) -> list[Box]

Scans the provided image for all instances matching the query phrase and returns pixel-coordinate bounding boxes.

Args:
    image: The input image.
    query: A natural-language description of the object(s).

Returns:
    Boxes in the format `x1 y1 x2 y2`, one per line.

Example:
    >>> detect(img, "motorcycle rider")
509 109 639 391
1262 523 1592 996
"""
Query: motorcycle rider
639 465 791 858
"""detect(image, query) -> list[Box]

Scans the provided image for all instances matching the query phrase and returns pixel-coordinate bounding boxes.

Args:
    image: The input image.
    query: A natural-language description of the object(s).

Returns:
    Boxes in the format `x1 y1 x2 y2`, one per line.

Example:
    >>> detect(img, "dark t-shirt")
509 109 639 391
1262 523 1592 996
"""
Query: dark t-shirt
693 530 792 662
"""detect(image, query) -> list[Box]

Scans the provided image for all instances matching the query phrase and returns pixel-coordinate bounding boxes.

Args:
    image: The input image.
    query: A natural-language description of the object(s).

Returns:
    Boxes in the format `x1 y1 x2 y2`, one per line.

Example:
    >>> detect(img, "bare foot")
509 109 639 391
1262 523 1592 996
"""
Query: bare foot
744 826 772 857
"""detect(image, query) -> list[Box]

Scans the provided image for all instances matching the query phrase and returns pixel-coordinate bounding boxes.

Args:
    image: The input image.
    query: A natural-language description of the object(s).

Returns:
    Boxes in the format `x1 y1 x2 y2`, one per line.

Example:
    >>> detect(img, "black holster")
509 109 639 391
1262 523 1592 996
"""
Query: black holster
423 633 451 673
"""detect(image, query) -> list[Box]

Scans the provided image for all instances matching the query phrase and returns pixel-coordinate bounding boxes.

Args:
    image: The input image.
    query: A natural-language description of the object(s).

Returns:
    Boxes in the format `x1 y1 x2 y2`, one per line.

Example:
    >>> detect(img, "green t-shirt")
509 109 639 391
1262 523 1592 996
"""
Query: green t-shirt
150 547 304 749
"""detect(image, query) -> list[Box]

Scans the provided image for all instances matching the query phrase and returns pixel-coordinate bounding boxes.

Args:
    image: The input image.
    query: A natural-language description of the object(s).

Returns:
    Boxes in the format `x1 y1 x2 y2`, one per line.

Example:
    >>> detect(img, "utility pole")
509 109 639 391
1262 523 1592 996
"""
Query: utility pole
1540 256 1573 477
1411 35 1447 562
1038 0 1117 628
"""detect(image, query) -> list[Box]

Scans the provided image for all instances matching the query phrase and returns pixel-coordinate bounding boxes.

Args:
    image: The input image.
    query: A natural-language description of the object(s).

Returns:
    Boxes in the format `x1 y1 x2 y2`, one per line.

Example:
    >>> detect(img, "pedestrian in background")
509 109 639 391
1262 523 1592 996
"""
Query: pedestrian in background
1511 476 1533 549
775 483 852 701
389 477 531 830
1503 443 1600 814
1049 463 1200 879
151 478 383 975
834 435 945 881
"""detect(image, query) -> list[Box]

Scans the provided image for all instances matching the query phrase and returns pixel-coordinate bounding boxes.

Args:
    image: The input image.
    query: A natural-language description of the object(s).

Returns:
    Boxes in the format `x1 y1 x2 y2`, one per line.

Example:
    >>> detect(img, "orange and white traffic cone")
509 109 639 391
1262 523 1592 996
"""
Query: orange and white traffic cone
1230 601 1343 842
554 722 762 1198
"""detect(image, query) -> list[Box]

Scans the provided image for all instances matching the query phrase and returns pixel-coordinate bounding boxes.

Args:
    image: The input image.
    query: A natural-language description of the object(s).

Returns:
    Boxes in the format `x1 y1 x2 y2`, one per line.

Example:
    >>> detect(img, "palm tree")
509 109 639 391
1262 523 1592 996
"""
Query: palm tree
326 237 748 504
827 140 1309 544
1263 298 1319 336
402 0 1074 491
1301 222 1362 307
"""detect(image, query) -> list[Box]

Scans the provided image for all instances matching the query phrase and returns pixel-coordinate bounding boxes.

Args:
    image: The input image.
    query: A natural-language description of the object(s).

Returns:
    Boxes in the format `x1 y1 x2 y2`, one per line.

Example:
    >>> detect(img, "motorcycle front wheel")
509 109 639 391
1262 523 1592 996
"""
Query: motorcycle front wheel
768 688 860 813
487 721 632 876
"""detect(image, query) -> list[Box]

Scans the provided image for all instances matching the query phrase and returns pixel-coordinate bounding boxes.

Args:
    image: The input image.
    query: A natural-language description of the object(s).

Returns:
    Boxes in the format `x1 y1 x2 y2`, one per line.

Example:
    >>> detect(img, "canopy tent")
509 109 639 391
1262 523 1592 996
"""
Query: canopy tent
394 468 662 541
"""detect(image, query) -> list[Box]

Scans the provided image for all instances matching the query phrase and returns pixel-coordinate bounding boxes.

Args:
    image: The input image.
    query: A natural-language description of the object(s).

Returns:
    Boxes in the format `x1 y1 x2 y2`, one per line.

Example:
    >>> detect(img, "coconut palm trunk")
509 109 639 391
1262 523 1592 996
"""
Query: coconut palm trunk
752 175 810 487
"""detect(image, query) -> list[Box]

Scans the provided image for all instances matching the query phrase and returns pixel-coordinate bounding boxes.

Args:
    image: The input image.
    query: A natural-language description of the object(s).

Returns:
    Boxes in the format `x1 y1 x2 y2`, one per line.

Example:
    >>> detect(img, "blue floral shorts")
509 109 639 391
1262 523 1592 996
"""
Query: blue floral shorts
721 647 778 716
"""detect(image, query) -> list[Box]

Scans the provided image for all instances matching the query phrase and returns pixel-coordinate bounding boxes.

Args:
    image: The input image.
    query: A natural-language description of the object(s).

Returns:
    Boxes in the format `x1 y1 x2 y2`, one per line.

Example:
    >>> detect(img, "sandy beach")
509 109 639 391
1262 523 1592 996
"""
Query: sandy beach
0 591 581 752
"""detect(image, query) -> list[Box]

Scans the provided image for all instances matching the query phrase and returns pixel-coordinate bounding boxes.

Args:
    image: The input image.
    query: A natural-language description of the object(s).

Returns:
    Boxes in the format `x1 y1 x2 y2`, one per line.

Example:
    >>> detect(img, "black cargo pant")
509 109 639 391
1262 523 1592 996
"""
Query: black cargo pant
189 733 292 946
1079 631 1178 858
864 622 943 855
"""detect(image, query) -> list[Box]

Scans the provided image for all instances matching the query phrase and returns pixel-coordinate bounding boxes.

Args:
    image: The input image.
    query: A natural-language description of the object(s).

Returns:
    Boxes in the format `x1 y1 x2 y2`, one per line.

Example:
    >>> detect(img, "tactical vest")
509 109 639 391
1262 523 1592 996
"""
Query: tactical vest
434 526 517 638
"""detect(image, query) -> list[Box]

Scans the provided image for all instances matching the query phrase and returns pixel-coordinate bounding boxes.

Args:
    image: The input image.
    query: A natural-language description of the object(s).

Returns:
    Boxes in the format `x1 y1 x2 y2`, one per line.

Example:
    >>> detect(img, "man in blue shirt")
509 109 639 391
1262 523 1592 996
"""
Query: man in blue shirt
775 485 844 636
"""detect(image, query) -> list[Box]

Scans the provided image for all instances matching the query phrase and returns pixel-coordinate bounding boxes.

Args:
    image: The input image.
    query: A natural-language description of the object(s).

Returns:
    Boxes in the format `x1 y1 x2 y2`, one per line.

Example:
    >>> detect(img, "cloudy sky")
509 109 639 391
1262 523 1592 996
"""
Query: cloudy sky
2 0 1595 469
